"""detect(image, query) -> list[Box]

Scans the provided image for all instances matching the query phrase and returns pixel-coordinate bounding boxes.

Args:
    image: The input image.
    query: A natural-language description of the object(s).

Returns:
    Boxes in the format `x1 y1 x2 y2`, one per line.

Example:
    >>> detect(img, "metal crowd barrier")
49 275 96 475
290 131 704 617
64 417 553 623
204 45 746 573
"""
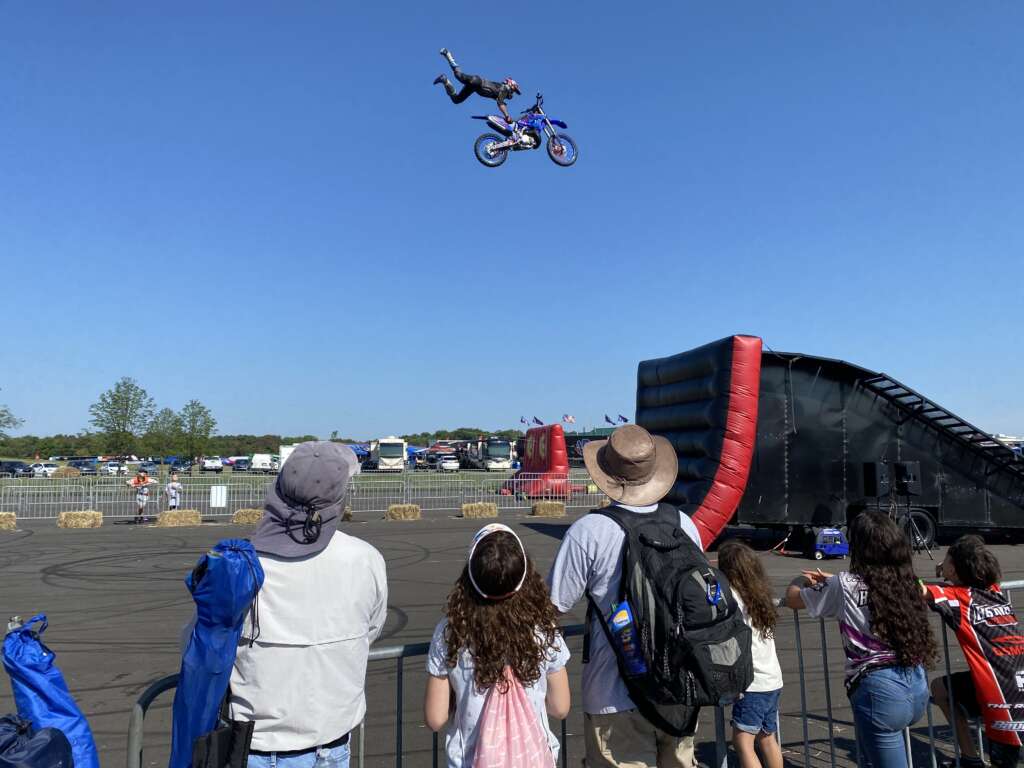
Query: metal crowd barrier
126 580 1024 768
0 471 604 520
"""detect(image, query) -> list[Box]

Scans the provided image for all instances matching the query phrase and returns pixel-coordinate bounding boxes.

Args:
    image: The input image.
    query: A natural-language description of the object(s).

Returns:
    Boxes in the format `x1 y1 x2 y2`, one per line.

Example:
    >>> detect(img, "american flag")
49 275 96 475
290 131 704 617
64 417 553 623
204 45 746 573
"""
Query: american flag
604 414 615 426
520 416 528 425
532 416 544 426
562 414 576 424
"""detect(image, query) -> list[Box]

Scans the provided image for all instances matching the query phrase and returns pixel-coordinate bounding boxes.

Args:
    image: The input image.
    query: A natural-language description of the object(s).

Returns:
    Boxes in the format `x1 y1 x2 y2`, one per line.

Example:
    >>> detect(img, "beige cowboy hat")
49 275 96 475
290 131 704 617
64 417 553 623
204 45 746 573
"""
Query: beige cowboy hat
583 424 678 506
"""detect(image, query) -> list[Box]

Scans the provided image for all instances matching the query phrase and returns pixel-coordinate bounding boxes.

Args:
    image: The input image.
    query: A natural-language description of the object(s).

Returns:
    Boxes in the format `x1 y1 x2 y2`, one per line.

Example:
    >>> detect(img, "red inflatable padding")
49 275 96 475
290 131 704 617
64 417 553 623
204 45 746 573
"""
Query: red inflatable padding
690 336 762 548
503 424 573 498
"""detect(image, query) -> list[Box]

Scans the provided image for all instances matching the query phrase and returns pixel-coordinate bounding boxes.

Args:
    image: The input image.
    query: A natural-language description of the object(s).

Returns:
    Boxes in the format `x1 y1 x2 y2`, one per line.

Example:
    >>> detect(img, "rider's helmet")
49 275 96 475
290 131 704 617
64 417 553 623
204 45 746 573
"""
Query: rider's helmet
504 77 521 95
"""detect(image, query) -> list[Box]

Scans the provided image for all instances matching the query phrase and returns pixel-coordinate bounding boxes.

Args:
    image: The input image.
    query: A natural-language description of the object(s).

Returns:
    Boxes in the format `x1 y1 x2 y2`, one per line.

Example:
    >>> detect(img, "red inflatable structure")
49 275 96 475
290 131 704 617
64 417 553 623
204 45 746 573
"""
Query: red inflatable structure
636 335 762 547
502 424 576 498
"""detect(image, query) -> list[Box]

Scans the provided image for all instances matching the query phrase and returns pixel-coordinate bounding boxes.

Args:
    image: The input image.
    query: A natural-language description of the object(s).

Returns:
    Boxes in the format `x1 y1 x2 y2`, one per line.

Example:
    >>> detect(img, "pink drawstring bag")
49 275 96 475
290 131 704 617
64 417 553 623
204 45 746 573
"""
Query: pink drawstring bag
473 667 554 768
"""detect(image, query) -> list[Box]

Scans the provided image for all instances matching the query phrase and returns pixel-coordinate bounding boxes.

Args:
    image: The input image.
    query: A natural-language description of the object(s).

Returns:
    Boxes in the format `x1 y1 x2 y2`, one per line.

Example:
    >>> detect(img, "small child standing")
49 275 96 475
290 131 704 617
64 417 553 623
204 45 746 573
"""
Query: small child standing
924 535 1024 768
165 472 183 511
719 540 784 768
423 523 571 768
127 470 157 523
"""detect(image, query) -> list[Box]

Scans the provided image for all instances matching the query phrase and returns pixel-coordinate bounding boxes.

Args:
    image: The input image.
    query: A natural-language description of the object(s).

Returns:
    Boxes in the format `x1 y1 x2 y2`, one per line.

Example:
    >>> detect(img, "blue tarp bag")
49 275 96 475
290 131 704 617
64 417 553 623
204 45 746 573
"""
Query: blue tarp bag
0 714 72 768
169 539 264 768
2 615 99 768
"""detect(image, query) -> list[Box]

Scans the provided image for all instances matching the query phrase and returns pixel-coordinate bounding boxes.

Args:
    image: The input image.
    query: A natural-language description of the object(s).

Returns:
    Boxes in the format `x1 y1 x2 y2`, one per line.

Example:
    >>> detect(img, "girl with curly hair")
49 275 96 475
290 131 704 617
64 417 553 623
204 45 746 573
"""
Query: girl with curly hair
424 524 571 767
718 541 783 768
785 511 936 768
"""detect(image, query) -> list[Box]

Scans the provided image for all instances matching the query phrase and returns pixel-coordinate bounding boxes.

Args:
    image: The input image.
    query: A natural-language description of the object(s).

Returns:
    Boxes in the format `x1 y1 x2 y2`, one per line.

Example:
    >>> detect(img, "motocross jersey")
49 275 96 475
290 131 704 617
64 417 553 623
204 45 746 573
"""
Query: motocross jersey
926 583 1024 745
475 78 512 105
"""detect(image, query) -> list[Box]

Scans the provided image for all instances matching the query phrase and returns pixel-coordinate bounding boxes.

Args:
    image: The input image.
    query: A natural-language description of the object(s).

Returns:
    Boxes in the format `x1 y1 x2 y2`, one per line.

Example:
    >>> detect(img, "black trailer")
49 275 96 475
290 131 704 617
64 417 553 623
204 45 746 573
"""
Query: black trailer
636 335 1024 546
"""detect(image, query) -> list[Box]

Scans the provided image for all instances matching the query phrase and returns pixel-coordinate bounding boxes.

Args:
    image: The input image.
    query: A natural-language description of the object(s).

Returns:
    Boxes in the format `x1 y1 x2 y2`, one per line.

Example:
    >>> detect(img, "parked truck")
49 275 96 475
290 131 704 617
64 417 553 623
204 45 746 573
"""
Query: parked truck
369 437 407 472
635 335 1024 549
466 437 514 471
279 444 300 469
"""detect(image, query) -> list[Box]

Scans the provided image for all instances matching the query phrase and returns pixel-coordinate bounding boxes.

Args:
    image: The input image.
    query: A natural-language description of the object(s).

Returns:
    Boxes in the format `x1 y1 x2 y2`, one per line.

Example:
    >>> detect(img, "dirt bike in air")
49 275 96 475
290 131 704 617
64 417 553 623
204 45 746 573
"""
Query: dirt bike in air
472 93 578 168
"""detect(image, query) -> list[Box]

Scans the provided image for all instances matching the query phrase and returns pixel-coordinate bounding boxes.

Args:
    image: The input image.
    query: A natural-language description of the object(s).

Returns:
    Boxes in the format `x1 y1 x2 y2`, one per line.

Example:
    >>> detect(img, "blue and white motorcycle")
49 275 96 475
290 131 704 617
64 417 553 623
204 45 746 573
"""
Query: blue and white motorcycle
472 93 578 168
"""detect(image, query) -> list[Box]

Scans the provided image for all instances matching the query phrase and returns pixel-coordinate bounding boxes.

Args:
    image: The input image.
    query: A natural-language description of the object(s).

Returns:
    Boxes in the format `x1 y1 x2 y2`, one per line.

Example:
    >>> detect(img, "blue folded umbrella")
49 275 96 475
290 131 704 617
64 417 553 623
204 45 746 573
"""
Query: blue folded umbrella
169 539 264 768
2 615 99 768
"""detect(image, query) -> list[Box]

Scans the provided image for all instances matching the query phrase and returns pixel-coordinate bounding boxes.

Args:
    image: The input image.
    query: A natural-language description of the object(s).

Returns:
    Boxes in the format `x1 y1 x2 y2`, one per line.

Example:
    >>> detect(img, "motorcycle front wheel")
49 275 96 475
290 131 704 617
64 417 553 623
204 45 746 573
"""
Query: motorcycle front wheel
546 133 578 167
474 134 508 167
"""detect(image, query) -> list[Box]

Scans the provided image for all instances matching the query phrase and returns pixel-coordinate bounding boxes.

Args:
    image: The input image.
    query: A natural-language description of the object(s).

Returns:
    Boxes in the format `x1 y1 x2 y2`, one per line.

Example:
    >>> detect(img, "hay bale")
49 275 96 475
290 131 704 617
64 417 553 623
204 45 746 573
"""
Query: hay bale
156 509 202 527
0 512 16 531
531 501 566 518
386 504 421 521
232 508 264 525
461 502 498 519
52 466 81 478
57 511 103 528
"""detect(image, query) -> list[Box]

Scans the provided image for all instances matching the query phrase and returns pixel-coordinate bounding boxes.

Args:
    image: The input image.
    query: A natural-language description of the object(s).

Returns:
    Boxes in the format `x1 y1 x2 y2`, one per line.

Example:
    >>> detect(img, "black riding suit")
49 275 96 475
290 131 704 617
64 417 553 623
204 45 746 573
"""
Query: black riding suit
443 68 515 108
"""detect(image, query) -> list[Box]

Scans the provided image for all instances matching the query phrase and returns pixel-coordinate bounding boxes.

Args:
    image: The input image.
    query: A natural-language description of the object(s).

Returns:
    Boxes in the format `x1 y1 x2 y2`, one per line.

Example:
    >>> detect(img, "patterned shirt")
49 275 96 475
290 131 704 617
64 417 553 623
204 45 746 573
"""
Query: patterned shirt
801 572 898 690
926 583 1024 745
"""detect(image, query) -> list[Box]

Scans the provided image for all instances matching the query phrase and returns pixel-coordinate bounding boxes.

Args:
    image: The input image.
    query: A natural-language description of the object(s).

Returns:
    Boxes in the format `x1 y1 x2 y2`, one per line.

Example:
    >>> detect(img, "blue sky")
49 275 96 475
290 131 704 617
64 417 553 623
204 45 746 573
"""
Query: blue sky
1 2 1021 438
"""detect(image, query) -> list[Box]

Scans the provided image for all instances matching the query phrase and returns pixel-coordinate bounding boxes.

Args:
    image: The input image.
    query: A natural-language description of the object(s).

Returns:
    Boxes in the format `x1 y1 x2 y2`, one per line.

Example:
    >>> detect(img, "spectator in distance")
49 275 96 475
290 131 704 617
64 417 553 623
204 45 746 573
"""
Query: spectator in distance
923 535 1024 768
165 472 183 511
786 511 936 768
234 441 387 768
547 424 703 768
424 523 570 767
128 469 156 523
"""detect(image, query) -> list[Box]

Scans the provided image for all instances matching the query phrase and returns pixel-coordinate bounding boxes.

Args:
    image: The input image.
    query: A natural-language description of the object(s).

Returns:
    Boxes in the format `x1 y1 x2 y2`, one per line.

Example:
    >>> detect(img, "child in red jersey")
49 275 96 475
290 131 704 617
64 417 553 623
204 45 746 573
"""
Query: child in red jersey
924 535 1024 768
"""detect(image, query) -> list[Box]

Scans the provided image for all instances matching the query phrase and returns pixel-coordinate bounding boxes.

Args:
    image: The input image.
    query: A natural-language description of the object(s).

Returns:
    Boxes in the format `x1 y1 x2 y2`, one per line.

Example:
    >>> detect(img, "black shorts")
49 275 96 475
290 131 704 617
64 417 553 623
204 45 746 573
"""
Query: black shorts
947 671 982 717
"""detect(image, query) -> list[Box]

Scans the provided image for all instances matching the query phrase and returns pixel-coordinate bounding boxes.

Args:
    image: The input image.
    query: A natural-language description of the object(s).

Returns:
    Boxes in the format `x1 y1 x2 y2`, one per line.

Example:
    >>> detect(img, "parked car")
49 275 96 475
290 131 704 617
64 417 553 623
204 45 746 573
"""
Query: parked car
139 461 161 475
67 459 98 475
0 460 34 478
30 462 59 478
170 459 194 474
437 454 461 473
232 458 251 472
201 456 224 473
102 461 128 476
250 454 279 474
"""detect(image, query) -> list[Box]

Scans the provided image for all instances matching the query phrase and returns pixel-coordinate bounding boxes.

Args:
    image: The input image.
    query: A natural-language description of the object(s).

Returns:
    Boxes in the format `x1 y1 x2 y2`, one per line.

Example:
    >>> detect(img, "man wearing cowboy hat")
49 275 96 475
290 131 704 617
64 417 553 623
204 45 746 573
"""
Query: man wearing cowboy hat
231 441 388 768
548 424 701 768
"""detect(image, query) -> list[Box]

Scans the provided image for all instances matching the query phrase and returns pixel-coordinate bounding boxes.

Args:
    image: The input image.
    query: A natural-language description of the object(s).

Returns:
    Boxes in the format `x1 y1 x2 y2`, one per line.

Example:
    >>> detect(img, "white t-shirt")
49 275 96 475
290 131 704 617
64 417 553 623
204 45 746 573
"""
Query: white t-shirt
427 619 570 768
228 531 388 751
546 503 702 714
733 594 783 692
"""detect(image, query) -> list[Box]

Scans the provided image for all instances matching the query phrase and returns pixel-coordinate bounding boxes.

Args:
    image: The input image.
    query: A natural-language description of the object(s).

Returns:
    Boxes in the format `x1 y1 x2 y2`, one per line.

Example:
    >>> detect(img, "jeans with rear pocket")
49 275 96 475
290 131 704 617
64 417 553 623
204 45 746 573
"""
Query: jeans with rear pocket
246 742 349 768
849 665 928 768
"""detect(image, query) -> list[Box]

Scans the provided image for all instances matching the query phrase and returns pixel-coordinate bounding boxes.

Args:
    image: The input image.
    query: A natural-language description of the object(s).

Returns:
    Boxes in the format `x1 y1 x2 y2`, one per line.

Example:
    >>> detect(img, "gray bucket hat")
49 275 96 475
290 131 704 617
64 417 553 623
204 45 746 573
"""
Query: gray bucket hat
250 441 361 557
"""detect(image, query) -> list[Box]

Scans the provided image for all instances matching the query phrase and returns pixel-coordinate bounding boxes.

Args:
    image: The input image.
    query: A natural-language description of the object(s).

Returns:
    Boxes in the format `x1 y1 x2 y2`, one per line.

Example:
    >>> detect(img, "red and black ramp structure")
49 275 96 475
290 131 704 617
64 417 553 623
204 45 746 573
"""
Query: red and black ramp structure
638 335 1024 546
635 335 762 548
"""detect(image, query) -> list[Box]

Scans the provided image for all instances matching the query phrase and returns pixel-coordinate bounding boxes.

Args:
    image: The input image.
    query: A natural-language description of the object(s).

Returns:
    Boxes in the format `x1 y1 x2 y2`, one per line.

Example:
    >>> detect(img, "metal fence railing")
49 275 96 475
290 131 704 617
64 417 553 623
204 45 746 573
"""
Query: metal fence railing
126 579 1024 768
0 471 605 520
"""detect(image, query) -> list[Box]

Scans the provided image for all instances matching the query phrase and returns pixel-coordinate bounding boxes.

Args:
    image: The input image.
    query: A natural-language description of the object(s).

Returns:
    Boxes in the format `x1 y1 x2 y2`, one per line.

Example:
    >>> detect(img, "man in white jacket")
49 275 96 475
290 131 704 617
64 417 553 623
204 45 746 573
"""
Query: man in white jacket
235 441 388 768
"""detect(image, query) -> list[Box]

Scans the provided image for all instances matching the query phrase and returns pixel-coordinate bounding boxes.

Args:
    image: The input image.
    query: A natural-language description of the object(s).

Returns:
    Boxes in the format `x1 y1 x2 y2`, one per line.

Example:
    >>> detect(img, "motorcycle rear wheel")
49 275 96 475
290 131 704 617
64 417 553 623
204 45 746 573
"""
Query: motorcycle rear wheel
547 133 578 167
474 133 508 167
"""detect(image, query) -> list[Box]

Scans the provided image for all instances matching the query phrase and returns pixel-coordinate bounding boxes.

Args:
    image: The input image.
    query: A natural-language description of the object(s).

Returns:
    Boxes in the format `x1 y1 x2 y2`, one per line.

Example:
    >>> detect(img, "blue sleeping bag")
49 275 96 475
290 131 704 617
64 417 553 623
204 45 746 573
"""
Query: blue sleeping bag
169 539 264 768
2 615 99 768
0 714 72 768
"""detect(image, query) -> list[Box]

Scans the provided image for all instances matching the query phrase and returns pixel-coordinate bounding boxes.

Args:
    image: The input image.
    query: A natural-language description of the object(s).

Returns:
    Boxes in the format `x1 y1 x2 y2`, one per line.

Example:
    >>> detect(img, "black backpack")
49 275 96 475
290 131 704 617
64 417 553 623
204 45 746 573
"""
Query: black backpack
585 504 753 736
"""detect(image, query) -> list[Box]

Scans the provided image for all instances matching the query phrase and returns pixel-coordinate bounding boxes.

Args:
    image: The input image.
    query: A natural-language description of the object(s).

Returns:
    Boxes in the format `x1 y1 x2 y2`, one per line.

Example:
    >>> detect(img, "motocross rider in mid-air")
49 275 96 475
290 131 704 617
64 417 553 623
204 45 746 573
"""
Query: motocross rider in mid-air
433 48 521 128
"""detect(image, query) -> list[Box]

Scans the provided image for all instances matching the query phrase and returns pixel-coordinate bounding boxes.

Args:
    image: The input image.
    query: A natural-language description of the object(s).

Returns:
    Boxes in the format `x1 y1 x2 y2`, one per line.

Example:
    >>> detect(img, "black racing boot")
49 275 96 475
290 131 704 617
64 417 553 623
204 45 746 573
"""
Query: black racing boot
433 74 447 86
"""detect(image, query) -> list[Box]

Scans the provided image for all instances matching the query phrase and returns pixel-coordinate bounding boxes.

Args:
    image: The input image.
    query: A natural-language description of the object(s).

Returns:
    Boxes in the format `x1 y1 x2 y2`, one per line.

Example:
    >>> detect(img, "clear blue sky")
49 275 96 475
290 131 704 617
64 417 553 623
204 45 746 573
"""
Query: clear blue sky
2 2 1021 438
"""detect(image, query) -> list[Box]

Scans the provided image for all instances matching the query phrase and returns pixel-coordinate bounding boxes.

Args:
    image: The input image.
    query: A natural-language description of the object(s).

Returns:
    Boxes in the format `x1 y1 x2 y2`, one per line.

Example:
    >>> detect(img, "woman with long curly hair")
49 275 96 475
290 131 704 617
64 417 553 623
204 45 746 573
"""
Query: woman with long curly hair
785 511 936 768
424 523 570 767
718 541 783 768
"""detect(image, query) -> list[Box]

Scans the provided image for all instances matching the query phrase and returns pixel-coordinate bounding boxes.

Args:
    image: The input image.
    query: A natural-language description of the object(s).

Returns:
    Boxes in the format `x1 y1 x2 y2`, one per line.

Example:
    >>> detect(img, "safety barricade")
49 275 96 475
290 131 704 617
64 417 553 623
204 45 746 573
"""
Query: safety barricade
128 580 1024 768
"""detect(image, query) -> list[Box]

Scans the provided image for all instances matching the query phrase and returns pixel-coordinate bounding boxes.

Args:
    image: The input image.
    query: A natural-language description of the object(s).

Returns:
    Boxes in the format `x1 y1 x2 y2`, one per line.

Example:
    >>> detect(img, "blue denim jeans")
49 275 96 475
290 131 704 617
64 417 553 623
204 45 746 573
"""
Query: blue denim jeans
850 666 928 768
247 743 349 768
